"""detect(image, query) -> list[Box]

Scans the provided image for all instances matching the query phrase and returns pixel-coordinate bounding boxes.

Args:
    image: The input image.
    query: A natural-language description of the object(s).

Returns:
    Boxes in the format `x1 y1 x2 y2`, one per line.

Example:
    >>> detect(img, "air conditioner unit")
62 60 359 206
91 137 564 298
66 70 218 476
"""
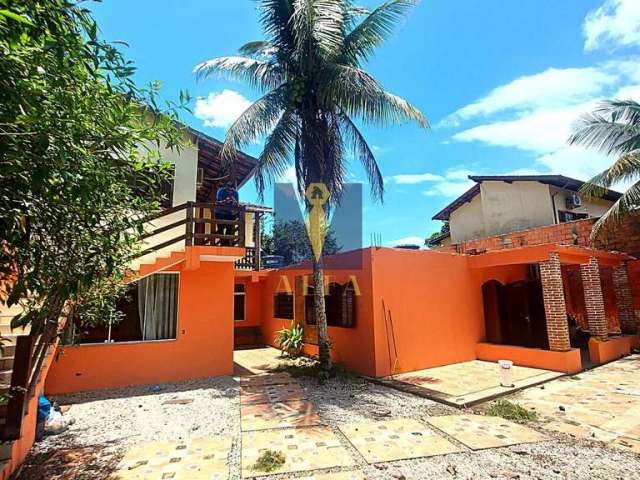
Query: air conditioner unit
566 193 582 210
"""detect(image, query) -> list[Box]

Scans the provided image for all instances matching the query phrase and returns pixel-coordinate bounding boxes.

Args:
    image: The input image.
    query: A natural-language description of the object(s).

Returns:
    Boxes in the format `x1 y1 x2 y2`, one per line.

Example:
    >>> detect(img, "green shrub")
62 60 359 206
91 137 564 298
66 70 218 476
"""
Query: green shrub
253 450 285 472
275 321 304 357
487 400 537 422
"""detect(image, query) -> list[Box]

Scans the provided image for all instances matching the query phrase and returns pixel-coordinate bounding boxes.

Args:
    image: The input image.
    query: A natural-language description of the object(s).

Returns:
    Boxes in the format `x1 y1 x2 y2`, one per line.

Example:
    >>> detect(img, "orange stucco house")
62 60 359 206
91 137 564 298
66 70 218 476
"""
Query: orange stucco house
44 165 640 396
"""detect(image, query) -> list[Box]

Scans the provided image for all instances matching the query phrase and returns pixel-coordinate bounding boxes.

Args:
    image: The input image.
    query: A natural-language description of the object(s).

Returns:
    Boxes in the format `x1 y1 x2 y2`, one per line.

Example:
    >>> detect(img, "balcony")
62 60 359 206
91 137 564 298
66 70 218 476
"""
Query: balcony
136 201 272 272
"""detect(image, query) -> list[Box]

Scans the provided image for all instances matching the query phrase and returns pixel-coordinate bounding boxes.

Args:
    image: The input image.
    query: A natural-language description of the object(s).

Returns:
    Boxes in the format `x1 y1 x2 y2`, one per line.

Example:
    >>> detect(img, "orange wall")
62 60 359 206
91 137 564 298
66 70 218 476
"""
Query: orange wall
46 261 235 395
234 276 263 328
1 344 57 480
476 342 582 374
259 249 378 376
370 248 529 377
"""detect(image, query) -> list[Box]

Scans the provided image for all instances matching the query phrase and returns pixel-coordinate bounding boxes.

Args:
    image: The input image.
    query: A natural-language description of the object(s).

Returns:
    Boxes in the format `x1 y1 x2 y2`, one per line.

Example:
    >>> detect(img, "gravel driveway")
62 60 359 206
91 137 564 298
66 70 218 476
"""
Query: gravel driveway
16 374 640 480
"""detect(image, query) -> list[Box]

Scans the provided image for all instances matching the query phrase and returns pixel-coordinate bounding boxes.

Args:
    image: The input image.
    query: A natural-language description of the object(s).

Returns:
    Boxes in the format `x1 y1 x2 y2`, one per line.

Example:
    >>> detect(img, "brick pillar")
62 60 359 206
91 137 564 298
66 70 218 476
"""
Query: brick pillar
613 264 636 334
580 257 608 340
540 252 571 351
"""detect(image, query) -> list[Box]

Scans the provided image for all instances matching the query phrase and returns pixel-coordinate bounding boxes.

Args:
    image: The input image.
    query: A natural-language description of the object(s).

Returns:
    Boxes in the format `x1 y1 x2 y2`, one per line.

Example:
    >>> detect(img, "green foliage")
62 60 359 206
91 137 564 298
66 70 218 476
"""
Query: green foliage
487 400 538 423
569 99 640 238
275 321 304 357
196 0 427 205
274 357 358 384
270 220 340 265
252 450 286 473
0 0 189 336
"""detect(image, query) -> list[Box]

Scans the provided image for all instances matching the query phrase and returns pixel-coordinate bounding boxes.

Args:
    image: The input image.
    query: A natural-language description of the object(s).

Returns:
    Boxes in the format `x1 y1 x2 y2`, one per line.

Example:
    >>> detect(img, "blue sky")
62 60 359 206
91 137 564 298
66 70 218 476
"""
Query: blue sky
92 0 640 246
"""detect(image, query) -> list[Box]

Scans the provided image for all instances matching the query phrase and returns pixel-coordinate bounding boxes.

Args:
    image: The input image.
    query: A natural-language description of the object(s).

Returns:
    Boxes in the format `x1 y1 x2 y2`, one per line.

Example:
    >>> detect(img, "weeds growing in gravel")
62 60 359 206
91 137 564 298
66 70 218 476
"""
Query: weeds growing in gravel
487 400 537 422
252 450 285 472
274 358 358 384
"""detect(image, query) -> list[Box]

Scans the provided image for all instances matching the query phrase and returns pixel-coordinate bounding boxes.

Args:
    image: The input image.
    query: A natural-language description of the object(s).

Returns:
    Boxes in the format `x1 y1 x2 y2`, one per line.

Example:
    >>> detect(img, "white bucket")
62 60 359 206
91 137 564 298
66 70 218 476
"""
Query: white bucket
498 360 514 387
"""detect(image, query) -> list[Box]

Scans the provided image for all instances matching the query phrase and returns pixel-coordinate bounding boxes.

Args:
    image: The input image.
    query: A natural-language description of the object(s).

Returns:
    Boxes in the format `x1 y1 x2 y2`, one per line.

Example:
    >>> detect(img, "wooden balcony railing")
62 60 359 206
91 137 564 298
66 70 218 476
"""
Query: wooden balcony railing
138 201 268 271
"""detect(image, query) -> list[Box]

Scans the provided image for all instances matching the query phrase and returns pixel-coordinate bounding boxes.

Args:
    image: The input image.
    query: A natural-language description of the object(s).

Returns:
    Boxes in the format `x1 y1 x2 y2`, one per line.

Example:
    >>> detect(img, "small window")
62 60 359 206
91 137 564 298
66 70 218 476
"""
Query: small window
274 292 294 319
558 210 588 223
76 273 179 343
304 282 356 328
234 283 245 321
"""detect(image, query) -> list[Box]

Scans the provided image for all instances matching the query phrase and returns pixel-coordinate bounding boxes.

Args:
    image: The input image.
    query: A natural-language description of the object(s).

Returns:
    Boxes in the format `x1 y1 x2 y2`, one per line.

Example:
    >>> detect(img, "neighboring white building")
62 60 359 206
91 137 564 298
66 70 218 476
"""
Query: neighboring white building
431 175 621 245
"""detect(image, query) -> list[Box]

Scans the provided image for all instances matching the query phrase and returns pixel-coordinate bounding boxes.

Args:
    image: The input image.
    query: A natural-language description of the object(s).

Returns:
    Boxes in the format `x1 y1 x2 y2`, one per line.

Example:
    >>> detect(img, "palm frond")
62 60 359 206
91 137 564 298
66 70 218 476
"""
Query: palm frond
597 99 640 126
591 179 640 239
221 86 287 161
254 109 300 199
292 0 345 60
569 113 640 156
581 150 640 200
324 65 428 127
238 40 276 58
194 56 283 91
338 111 383 200
342 0 417 64
258 0 296 57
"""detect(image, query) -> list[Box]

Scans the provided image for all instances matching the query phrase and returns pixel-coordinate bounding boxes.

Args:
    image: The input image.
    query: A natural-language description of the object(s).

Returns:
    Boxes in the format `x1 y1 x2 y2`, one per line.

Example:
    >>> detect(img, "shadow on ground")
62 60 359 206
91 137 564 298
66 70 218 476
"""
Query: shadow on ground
16 438 122 480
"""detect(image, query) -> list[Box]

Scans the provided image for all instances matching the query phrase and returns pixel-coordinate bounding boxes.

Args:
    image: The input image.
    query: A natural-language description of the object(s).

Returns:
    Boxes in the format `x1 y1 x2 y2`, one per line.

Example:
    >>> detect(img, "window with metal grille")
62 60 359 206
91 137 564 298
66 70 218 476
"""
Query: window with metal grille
274 292 294 319
305 282 356 328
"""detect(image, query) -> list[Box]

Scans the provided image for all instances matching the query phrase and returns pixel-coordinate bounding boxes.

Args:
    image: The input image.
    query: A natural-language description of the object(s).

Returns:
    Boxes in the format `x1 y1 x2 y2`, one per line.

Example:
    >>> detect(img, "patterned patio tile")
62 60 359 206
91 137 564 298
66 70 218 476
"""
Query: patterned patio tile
241 400 321 431
241 426 354 478
391 360 561 406
338 418 463 464
240 382 307 405
238 372 295 388
112 436 232 480
543 420 619 443
427 415 545 450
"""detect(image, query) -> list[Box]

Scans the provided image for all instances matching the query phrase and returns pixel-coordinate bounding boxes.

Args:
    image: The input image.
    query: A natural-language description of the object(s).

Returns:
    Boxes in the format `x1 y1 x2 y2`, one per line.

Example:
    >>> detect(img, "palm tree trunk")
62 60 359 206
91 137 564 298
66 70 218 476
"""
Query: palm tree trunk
312 255 332 372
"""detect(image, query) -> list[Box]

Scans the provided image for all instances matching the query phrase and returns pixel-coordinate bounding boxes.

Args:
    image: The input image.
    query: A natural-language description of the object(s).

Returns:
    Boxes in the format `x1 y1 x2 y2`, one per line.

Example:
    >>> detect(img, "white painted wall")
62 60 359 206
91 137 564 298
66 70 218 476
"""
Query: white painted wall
449 194 486 242
447 180 617 244
549 186 614 220
480 181 556 236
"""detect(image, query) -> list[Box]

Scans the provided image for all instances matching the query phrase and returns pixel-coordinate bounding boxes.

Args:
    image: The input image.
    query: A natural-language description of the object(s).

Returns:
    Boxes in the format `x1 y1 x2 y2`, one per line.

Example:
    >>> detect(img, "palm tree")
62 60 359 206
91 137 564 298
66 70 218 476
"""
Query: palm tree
569 99 640 238
195 0 427 373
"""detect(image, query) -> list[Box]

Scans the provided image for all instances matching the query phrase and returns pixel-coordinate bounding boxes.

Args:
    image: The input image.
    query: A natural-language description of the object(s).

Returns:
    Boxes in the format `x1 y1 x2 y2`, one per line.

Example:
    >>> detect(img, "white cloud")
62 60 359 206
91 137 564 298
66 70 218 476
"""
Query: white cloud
423 180 475 198
389 236 425 247
535 146 612 181
443 67 616 125
452 102 598 153
194 89 252 128
444 56 640 181
278 165 297 185
584 0 640 51
389 172 443 184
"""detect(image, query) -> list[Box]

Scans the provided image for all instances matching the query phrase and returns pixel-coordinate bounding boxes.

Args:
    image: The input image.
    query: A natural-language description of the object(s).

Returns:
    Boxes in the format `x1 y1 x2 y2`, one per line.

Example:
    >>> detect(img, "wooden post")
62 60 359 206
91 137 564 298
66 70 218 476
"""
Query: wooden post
185 201 194 246
2 335 35 440
255 212 262 271
237 205 245 248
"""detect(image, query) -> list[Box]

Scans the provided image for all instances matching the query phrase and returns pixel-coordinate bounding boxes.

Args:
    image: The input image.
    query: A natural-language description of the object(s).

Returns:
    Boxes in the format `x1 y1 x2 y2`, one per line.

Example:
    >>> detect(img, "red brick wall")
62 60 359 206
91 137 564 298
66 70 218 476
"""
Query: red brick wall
540 253 571 351
580 257 608 339
445 211 640 257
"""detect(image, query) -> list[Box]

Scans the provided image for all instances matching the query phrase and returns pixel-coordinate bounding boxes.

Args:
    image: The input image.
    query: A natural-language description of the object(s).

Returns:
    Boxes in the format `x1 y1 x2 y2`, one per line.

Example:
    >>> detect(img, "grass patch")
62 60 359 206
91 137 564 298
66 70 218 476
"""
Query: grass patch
273 358 358 384
252 450 285 473
487 400 537 423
